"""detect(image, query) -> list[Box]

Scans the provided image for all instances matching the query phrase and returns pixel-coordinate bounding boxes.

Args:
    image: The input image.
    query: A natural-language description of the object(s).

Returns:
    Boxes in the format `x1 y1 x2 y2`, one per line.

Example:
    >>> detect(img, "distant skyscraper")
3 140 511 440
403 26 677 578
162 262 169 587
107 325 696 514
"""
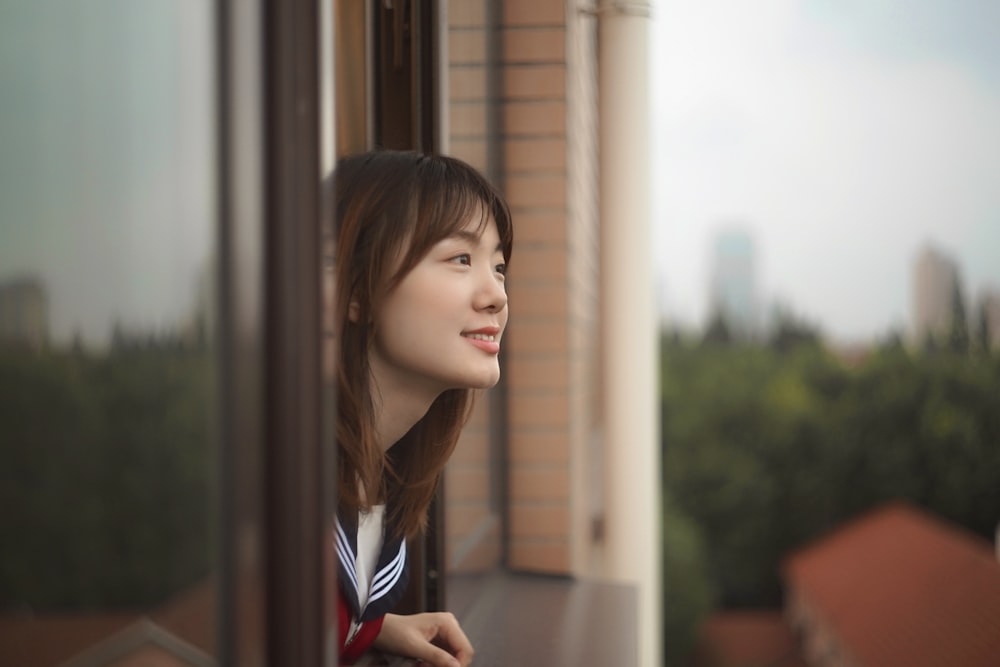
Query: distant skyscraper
0 276 49 348
912 244 960 345
975 287 1000 350
709 229 757 337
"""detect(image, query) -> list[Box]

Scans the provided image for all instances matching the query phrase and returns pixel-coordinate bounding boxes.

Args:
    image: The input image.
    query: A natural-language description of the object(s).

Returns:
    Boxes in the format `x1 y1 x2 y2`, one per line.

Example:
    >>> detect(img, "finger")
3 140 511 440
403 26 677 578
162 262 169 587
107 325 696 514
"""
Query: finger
432 614 474 666
410 642 461 667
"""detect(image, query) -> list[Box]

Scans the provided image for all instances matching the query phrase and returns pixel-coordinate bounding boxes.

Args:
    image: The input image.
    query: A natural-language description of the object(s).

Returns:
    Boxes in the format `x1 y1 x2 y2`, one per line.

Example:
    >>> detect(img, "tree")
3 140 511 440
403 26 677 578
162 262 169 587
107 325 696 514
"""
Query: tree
659 333 1000 611
0 342 214 610
701 310 732 346
974 297 992 354
877 328 905 354
662 495 715 667
768 310 821 354
947 274 969 354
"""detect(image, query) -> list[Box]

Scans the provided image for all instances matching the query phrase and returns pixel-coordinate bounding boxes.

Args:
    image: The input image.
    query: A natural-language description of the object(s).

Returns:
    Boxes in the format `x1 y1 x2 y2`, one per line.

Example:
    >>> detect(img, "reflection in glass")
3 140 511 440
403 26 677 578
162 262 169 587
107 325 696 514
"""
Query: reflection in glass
0 2 218 665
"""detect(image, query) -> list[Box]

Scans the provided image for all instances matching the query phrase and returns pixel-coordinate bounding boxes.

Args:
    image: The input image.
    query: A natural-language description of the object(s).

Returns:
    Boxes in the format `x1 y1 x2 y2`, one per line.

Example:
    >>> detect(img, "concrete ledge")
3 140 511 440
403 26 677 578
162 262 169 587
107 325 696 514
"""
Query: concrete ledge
360 572 637 666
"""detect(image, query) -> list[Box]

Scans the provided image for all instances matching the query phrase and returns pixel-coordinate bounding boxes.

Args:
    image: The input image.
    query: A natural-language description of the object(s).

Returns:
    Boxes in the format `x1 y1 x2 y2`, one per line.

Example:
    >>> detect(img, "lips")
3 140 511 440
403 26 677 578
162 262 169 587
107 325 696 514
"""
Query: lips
462 325 500 338
462 326 501 353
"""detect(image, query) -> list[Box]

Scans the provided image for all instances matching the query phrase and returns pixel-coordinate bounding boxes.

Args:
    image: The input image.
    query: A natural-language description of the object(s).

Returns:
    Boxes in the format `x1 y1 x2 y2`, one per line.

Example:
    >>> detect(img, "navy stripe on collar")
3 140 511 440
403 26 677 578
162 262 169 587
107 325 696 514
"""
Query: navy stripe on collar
335 510 410 622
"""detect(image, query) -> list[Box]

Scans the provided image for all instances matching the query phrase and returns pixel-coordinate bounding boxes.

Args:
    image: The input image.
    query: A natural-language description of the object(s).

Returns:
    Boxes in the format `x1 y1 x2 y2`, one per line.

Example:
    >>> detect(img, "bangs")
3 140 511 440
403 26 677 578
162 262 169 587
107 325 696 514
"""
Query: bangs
388 155 513 288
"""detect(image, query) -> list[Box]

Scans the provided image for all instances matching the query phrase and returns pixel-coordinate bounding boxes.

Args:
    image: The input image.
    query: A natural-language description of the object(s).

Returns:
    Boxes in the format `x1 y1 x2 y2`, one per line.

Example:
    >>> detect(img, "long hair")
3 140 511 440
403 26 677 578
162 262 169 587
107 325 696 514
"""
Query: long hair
332 150 513 539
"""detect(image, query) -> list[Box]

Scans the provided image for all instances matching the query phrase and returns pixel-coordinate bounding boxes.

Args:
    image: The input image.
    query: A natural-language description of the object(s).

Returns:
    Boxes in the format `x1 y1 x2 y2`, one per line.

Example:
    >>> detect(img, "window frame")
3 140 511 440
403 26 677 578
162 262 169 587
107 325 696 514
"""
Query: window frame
217 0 332 664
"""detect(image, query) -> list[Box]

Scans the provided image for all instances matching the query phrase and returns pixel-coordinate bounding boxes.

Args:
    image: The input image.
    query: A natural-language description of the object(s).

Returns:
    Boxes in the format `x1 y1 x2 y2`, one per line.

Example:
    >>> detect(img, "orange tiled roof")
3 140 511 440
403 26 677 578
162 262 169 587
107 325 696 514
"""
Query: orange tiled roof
782 500 1000 667
152 576 217 656
693 610 807 667
0 613 136 667
0 577 220 667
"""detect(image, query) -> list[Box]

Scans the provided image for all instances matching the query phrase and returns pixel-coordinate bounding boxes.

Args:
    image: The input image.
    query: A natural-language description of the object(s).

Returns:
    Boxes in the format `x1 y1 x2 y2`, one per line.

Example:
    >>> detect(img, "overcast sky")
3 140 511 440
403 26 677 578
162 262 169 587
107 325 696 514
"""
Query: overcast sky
4 2 998 347
0 2 214 346
649 0 1000 342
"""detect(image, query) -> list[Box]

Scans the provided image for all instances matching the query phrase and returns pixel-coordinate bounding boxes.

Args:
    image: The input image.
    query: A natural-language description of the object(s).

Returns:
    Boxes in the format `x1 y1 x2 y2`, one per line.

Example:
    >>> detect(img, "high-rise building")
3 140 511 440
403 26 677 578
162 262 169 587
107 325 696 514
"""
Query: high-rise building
709 229 757 337
0 276 48 348
974 287 1000 350
912 244 960 345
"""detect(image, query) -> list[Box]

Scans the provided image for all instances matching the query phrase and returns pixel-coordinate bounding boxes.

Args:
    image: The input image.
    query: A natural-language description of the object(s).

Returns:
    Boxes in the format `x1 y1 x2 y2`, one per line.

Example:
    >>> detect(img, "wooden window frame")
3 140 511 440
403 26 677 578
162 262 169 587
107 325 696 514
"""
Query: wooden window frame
218 0 332 664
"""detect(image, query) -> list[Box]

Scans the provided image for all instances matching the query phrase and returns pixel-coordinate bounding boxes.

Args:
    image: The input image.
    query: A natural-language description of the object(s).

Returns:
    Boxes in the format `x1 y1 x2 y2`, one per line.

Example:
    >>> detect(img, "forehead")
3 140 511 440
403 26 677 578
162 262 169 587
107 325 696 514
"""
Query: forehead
444 212 500 244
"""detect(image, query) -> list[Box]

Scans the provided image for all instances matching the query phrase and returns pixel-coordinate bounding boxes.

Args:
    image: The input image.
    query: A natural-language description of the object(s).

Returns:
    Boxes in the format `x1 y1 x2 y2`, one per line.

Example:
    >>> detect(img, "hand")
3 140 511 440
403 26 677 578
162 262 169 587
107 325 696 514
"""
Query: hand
372 612 474 667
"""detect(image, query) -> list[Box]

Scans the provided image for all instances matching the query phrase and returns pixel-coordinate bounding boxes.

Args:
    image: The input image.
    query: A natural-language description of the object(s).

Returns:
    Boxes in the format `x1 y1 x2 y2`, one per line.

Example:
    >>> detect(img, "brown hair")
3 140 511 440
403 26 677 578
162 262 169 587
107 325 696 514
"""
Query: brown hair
332 150 512 539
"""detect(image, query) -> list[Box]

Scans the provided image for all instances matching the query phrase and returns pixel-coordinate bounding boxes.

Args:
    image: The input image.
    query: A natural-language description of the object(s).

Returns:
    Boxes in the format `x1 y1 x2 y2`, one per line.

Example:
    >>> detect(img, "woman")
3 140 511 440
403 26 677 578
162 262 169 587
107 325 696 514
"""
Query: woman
330 150 512 666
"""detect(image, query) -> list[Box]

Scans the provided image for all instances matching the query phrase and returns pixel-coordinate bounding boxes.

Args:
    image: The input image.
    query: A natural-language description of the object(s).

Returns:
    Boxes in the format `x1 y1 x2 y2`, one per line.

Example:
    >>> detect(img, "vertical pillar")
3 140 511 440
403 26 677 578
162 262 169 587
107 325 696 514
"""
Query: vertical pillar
597 2 661 666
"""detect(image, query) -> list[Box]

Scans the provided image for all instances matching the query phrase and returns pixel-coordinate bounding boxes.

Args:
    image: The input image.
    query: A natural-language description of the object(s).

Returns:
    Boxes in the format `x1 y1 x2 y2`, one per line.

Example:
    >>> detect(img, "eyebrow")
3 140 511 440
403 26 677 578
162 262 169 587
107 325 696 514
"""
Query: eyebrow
449 229 504 252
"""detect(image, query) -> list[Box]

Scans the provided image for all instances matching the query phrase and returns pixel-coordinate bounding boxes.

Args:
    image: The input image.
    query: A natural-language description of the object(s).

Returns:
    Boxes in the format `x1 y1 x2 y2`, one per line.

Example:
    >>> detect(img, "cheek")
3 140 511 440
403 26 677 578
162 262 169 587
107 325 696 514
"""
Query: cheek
418 290 457 314
377 290 428 337
395 273 453 317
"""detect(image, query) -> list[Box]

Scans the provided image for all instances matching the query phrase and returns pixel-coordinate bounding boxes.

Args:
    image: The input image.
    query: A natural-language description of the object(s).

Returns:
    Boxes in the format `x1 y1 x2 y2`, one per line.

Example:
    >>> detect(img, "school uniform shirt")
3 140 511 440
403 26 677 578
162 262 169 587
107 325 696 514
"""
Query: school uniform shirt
335 505 409 664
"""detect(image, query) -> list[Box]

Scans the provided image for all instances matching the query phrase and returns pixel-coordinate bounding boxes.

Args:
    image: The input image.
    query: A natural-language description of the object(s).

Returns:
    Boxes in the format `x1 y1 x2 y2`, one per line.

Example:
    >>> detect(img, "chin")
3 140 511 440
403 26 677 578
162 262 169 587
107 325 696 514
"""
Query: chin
463 369 501 390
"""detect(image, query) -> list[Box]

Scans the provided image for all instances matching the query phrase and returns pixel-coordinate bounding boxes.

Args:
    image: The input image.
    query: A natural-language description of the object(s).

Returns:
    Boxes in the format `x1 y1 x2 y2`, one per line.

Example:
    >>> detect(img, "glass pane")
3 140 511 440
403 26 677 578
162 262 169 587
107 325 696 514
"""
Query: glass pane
0 2 218 665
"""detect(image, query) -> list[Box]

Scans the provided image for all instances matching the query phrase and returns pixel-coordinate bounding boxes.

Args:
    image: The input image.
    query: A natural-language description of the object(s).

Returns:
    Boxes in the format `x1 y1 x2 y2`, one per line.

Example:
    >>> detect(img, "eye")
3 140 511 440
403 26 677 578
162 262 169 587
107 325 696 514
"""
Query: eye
495 262 507 277
450 253 472 266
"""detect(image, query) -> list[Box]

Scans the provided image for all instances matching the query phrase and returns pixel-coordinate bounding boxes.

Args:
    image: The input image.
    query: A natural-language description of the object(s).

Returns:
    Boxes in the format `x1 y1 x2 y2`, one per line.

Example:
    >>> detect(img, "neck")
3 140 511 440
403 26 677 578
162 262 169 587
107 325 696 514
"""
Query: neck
370 375 440 452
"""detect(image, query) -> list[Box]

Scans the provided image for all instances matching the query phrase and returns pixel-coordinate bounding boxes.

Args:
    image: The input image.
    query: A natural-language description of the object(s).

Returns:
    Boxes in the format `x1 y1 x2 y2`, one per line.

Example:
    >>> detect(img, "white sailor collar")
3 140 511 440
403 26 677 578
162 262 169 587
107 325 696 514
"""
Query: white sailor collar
335 508 409 622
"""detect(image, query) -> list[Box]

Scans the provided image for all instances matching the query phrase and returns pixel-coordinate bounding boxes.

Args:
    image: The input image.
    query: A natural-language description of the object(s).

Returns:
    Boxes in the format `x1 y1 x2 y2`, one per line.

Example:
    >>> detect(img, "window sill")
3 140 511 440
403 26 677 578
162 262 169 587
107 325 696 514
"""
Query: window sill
359 571 637 666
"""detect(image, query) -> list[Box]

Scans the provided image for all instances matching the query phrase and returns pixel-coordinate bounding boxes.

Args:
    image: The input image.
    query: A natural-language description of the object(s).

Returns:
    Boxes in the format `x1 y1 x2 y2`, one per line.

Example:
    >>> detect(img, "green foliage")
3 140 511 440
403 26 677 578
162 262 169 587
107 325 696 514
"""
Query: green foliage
701 311 733 346
975 298 992 353
0 341 216 611
662 494 715 667
660 332 1000 613
767 307 822 354
948 277 970 354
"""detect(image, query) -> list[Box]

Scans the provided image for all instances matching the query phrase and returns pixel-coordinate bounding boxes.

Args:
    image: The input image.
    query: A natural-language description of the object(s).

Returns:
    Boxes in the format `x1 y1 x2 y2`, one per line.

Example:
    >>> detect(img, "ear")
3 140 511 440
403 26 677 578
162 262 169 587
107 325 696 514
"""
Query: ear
348 300 361 324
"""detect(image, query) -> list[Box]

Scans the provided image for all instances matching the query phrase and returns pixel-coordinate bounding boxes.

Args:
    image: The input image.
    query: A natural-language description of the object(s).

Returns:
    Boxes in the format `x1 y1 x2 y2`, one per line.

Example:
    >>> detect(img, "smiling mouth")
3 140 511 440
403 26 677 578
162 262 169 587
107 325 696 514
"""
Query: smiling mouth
462 331 501 354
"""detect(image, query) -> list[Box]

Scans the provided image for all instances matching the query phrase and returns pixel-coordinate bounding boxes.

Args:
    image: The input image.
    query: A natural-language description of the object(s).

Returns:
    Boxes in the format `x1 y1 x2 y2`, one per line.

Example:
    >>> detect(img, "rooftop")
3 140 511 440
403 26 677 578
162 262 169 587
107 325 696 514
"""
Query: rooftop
783 501 1000 667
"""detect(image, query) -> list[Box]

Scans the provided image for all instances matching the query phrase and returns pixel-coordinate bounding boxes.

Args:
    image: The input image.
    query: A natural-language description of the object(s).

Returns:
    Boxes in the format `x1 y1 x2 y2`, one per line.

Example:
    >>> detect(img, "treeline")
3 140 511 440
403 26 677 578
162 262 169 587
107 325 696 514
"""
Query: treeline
0 340 215 611
661 328 1000 664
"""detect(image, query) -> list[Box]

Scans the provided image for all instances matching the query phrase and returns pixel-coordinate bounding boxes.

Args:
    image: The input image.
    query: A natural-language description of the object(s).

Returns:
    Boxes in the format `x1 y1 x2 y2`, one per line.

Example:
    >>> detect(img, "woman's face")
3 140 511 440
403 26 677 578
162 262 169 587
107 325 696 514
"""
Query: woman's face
367 212 508 399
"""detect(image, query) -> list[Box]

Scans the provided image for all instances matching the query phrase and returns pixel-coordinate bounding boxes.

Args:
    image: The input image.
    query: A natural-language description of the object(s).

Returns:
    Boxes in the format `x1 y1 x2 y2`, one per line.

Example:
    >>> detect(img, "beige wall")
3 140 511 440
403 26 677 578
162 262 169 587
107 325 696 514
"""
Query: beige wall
444 0 502 575
502 0 576 575
564 0 603 578
444 0 603 578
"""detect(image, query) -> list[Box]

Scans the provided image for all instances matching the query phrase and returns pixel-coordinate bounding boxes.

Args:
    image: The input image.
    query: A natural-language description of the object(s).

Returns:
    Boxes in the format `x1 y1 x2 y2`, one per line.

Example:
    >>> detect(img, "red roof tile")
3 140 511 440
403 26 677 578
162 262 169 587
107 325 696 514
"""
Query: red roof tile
693 610 807 667
152 577 217 656
0 613 136 667
782 500 1000 667
0 578 218 667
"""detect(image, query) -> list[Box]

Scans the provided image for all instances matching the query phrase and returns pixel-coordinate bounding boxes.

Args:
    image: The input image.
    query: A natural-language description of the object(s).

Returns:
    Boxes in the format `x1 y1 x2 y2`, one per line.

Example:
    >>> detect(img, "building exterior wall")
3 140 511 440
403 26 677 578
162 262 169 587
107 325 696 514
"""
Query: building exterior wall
785 587 862 667
445 0 503 576
594 5 660 664
444 0 603 578
912 245 959 345
710 230 758 338
0 277 48 349
504 0 605 577
444 7 660 663
564 0 603 577
502 0 575 575
975 287 1000 350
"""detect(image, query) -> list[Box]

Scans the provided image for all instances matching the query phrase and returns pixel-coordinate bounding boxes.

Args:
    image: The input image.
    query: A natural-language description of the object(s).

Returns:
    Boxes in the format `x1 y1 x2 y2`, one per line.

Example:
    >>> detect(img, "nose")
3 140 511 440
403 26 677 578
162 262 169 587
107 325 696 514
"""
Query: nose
475 266 507 313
